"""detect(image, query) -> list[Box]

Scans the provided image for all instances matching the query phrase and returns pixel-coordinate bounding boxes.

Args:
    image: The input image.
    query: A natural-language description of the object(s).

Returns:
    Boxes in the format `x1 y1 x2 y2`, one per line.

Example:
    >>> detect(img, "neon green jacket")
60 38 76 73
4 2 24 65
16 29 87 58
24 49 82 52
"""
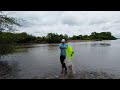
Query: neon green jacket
66 45 74 60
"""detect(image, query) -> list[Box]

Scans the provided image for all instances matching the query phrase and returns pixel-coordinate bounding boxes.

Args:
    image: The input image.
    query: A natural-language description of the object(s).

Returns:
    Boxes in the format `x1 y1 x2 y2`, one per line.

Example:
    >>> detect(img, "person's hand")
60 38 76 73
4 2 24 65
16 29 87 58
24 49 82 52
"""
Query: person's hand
62 46 65 48
61 46 66 49
60 46 64 49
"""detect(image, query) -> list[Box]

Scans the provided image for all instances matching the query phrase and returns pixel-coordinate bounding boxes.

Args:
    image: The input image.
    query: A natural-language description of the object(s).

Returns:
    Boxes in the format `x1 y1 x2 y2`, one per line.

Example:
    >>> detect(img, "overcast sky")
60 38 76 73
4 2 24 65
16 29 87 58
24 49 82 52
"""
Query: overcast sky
6 11 120 37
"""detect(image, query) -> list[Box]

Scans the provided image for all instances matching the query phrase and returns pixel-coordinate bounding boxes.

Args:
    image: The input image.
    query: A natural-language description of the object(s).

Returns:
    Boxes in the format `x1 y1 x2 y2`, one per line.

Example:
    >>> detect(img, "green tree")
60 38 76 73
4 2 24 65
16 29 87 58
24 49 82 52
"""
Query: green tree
64 34 68 41
0 12 21 32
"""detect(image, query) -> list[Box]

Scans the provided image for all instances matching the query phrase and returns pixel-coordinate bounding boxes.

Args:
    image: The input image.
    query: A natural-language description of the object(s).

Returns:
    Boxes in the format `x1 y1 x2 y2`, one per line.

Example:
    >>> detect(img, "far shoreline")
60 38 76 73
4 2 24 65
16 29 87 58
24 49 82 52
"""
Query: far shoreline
16 39 118 46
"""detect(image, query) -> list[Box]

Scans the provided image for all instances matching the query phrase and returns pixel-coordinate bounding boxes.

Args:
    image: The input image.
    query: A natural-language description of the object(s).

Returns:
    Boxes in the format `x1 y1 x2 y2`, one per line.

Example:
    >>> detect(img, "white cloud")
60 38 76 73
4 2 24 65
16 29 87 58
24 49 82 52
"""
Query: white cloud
6 11 120 37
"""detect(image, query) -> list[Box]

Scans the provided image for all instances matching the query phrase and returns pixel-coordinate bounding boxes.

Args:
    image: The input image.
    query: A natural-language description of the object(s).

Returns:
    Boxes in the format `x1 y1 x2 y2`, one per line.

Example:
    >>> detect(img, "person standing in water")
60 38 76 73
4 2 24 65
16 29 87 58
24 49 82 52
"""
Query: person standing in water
59 39 68 73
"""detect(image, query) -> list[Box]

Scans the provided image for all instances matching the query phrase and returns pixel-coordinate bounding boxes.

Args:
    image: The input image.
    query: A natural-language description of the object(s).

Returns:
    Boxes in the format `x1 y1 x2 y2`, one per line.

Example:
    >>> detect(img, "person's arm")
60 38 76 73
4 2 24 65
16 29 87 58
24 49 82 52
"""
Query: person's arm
64 46 67 49
60 45 67 49
59 44 68 49
59 44 63 49
62 44 68 49
60 46 66 49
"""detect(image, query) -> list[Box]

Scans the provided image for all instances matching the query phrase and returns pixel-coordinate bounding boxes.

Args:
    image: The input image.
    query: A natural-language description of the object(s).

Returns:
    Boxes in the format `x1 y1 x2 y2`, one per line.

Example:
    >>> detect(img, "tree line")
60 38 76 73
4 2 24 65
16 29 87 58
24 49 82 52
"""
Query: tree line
0 31 117 44
0 32 68 44
70 32 117 41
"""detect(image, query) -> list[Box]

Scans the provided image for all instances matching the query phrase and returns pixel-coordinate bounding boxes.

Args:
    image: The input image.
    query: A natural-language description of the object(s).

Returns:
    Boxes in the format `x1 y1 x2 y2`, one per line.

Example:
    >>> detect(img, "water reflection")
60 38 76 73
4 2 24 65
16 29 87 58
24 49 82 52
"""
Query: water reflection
0 44 15 58
91 43 111 47
0 44 30 58
0 44 26 79
47 44 59 50
0 61 19 79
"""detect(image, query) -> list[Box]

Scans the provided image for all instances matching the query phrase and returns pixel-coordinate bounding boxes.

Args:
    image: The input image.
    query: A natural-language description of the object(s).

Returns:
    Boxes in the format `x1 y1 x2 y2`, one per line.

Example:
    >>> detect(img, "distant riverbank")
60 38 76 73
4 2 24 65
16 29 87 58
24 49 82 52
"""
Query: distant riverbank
20 39 117 44
68 40 97 42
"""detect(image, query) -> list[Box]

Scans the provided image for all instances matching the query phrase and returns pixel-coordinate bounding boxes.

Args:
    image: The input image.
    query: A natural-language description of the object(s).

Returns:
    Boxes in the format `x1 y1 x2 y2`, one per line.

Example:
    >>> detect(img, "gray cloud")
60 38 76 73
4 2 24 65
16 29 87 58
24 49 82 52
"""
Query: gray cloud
62 18 79 25
6 11 120 38
89 20 108 25
102 26 110 30
113 20 120 23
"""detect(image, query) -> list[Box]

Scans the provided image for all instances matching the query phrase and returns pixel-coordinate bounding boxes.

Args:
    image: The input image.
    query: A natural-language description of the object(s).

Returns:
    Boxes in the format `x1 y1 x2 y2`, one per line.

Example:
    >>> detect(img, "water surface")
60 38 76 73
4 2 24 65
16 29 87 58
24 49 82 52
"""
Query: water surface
0 40 120 79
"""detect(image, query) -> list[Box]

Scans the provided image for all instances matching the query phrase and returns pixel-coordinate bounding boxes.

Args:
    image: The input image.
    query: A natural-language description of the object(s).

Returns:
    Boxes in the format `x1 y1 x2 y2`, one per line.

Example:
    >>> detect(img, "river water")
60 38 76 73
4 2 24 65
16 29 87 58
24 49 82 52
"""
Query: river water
0 40 120 79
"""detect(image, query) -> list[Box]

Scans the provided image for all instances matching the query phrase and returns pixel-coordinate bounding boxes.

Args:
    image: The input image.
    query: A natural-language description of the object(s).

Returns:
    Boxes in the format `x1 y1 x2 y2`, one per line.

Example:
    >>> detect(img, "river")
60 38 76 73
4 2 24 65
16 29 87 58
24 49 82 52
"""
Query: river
0 40 120 79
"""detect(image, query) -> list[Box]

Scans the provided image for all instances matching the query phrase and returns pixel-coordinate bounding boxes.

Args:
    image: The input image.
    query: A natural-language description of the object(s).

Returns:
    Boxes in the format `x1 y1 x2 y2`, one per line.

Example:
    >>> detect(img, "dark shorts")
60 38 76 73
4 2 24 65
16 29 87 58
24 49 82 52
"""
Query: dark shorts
60 55 66 61
60 55 67 70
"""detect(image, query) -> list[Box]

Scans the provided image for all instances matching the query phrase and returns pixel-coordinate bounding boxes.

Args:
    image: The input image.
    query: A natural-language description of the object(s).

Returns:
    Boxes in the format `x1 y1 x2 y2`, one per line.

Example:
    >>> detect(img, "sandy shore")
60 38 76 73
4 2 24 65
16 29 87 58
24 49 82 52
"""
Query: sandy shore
41 70 120 79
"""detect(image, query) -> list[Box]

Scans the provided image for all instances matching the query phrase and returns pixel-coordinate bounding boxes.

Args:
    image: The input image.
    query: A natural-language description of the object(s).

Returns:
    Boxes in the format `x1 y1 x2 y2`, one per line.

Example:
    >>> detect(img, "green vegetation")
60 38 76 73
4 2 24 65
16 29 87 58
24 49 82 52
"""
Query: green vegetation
0 32 68 44
0 32 36 44
0 11 21 57
0 31 117 45
0 12 21 32
70 32 117 41
46 33 68 43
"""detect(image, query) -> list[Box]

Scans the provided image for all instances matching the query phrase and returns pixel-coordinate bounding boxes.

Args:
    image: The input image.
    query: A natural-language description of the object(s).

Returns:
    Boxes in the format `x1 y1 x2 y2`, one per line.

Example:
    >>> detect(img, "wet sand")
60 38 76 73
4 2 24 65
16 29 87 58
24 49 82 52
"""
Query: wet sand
0 66 119 79
41 71 119 79
31 66 120 79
